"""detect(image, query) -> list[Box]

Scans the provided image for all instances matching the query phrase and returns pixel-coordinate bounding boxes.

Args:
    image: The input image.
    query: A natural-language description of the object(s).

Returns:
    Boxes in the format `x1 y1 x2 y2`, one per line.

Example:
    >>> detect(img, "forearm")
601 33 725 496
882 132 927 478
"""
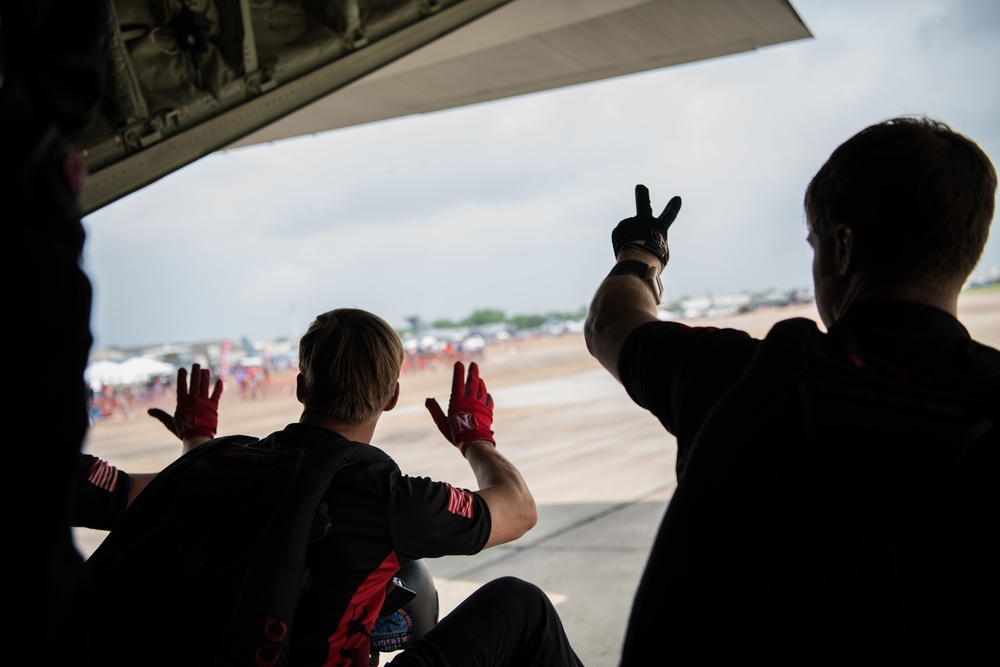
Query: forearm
182 435 213 454
585 249 662 382
465 441 537 548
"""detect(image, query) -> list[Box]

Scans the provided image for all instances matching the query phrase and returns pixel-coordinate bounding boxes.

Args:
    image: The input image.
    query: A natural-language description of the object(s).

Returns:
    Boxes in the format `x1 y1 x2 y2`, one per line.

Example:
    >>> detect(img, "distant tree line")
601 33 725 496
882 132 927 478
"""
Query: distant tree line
407 306 589 333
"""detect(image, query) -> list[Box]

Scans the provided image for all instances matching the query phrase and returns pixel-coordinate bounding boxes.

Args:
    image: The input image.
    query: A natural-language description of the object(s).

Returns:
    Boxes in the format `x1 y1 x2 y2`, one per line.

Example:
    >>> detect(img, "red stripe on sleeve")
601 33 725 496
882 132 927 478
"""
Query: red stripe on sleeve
87 459 119 493
445 483 475 519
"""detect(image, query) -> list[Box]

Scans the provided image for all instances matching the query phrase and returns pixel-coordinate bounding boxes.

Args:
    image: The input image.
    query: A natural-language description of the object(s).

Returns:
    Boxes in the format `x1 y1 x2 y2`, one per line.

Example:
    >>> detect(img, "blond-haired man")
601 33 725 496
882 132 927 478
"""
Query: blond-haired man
88 308 583 667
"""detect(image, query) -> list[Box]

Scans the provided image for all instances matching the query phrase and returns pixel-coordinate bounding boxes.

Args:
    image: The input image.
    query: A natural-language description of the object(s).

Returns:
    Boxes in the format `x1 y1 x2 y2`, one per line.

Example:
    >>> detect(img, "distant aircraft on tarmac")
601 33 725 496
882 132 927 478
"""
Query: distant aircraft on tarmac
74 0 811 216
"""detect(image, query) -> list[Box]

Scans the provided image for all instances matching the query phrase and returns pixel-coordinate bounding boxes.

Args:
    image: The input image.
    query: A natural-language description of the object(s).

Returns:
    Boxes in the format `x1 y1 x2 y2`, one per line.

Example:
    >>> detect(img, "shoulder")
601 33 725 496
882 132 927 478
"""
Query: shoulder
623 318 760 354
358 468 484 516
767 316 824 335
72 453 130 529
620 319 761 387
968 336 1000 371
617 320 763 438
757 317 827 356
311 442 400 492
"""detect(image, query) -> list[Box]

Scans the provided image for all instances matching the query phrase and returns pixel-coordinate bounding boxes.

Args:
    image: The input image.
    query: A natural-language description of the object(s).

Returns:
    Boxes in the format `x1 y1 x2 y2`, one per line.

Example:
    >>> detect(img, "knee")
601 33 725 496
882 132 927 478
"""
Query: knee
480 577 551 613
483 576 541 596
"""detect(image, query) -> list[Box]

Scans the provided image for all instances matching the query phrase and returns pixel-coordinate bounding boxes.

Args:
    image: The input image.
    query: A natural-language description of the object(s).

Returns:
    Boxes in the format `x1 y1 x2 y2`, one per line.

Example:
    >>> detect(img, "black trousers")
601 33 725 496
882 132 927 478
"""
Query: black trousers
388 577 585 667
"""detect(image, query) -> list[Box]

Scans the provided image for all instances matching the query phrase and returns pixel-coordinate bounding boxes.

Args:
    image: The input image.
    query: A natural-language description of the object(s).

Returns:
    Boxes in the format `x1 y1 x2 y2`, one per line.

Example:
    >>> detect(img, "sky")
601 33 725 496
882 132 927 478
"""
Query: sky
81 0 1000 350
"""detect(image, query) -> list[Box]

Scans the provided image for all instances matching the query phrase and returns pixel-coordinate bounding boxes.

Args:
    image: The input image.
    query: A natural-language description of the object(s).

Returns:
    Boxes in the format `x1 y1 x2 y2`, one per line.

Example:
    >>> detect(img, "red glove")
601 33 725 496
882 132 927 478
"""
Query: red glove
425 361 496 456
148 363 223 440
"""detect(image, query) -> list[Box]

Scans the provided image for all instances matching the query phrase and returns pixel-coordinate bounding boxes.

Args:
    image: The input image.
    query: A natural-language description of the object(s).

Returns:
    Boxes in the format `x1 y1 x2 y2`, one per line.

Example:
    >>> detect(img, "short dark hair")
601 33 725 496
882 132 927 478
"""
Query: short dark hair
297 308 404 424
805 116 996 290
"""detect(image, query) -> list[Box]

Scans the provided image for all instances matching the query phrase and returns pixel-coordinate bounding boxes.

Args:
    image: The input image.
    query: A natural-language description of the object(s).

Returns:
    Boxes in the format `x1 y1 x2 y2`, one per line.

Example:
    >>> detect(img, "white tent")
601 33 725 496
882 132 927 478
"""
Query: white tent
85 359 131 389
86 357 176 390
118 357 176 381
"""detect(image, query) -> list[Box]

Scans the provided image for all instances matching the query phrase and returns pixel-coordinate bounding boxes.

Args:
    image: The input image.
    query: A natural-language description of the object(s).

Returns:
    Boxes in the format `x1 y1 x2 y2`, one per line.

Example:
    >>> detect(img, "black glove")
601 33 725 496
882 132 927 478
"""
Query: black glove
611 184 682 269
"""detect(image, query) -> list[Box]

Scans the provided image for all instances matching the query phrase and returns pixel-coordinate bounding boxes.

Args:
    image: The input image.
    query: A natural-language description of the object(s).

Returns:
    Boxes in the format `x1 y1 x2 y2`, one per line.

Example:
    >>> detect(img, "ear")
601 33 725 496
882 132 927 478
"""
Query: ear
295 373 306 404
833 224 855 277
383 382 400 412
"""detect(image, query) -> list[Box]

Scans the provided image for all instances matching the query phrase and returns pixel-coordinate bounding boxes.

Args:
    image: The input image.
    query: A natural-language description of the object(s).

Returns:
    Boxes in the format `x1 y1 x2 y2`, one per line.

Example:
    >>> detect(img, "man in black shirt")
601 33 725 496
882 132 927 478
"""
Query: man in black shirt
87 308 583 667
585 117 999 661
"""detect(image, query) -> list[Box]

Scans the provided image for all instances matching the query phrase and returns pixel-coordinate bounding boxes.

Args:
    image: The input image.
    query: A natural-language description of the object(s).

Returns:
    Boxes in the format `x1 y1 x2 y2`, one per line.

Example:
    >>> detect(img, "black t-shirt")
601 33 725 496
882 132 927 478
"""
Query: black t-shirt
266 424 491 666
616 300 1000 661
87 424 491 667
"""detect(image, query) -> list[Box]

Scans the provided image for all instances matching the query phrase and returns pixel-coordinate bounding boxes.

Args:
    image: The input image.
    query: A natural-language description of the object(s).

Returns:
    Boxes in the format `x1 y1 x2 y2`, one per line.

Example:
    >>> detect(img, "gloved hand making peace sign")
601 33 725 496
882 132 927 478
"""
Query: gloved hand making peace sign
611 184 682 269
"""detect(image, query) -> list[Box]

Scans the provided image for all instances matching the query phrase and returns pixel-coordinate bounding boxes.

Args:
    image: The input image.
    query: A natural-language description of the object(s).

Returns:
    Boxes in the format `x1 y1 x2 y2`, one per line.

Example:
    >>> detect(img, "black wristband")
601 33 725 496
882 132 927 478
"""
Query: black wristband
607 260 663 304
616 239 668 269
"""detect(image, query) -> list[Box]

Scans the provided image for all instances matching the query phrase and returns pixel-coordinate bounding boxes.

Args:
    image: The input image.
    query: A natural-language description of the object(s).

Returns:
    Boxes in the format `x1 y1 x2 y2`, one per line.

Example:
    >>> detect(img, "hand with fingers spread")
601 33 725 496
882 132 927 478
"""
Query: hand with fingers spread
425 361 496 456
611 184 682 269
148 363 223 442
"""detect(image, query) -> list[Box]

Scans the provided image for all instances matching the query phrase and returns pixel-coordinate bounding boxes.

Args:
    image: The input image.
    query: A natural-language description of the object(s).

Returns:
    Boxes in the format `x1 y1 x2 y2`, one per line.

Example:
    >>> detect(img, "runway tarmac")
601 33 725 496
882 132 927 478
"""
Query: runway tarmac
74 289 1000 666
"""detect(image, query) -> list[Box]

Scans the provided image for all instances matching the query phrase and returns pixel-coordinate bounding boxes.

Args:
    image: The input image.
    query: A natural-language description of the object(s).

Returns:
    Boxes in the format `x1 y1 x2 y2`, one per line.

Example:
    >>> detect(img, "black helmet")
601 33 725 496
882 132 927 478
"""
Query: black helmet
370 560 440 659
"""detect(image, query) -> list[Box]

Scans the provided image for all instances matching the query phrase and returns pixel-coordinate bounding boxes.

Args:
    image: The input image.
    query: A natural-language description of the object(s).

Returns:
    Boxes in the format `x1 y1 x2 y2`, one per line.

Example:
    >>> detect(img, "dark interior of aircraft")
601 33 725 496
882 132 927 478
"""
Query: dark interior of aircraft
74 0 513 213
72 1 810 215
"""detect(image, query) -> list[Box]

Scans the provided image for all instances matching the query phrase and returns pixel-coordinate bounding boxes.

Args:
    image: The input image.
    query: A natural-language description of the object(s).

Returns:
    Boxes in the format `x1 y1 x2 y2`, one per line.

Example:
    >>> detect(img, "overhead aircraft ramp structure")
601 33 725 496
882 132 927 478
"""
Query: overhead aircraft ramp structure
76 0 811 215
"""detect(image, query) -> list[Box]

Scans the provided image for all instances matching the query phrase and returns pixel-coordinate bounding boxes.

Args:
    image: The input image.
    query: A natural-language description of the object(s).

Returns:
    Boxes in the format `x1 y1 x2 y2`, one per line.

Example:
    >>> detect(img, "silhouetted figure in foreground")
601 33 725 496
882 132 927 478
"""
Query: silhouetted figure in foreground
586 116 999 661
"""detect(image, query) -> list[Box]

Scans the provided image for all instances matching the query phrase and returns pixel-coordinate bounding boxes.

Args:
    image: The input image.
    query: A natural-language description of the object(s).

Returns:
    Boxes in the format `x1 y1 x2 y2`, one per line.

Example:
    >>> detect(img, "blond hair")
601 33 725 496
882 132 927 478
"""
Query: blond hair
297 308 404 424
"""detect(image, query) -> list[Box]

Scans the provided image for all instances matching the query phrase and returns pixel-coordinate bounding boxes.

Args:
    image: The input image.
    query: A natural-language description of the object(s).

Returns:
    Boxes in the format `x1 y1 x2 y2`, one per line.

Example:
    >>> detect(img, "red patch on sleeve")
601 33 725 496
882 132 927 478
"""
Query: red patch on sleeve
87 459 119 493
445 483 475 519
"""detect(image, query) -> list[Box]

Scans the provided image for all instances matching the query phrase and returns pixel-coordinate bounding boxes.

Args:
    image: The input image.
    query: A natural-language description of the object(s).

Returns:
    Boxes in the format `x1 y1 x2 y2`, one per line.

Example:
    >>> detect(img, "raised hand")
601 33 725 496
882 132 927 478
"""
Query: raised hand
425 361 496 456
148 363 223 441
611 184 682 269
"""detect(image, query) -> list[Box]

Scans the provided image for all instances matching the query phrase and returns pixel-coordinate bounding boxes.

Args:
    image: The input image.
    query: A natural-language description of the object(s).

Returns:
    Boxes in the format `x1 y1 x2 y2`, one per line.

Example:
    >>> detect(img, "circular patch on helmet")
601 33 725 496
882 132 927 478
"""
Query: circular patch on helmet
370 608 416 652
